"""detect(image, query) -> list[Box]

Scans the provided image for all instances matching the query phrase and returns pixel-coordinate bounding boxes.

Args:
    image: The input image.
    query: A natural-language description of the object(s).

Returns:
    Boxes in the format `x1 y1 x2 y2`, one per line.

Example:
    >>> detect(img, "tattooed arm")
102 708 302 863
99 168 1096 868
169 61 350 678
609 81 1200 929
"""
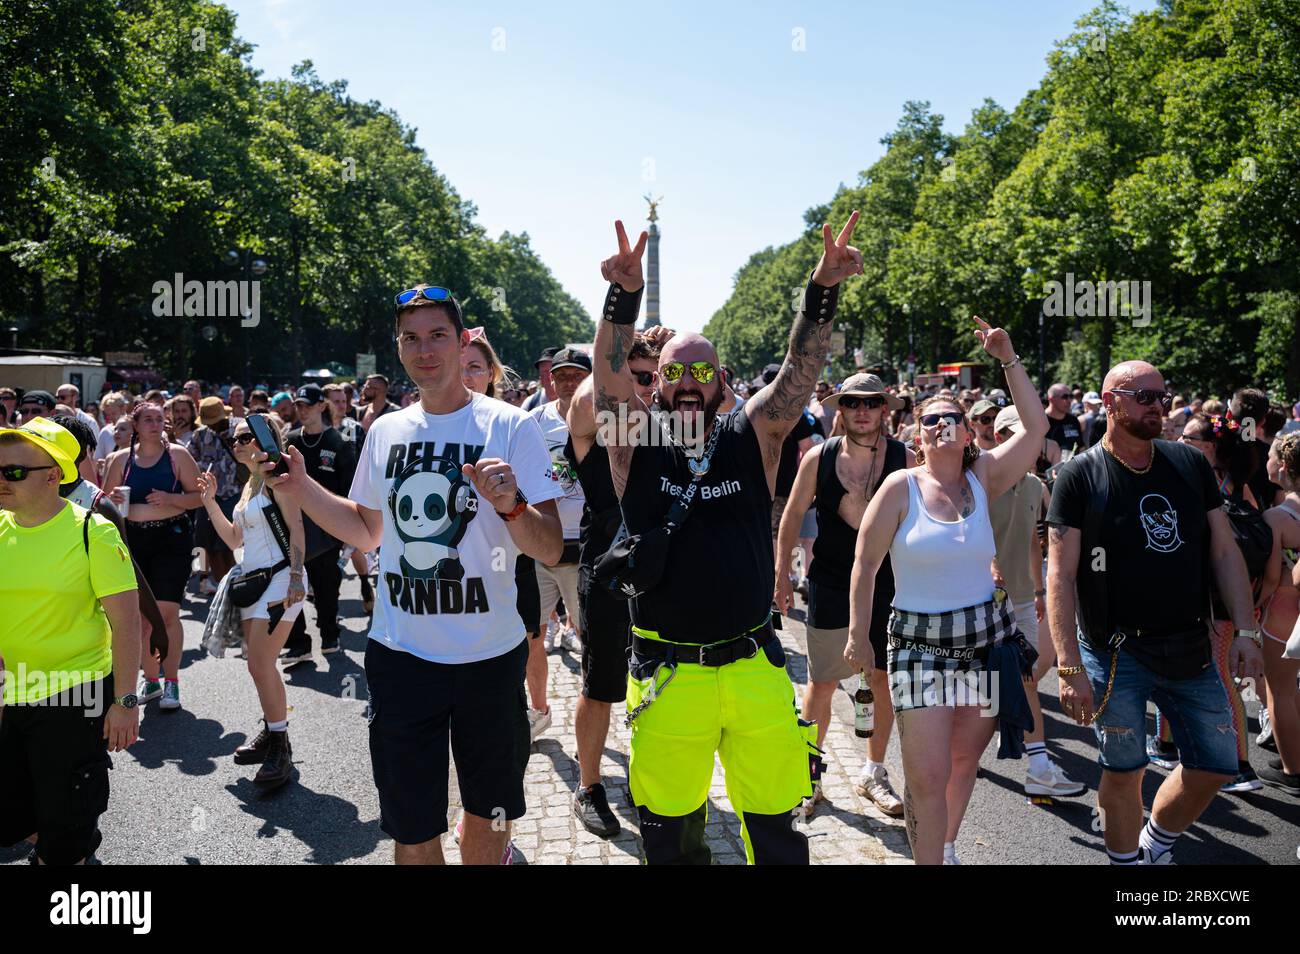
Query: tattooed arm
594 220 648 500
745 212 862 494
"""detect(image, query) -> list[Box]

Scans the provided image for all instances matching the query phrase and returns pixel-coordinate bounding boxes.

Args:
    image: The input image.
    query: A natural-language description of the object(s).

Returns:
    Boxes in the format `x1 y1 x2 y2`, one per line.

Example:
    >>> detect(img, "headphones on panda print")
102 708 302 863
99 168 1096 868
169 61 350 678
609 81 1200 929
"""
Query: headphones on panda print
386 455 479 525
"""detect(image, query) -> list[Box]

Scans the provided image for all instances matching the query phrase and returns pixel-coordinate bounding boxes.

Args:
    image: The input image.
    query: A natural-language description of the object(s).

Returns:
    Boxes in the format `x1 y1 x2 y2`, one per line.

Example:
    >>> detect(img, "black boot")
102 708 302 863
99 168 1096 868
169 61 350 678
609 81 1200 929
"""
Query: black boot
234 721 272 765
360 576 375 614
253 729 293 790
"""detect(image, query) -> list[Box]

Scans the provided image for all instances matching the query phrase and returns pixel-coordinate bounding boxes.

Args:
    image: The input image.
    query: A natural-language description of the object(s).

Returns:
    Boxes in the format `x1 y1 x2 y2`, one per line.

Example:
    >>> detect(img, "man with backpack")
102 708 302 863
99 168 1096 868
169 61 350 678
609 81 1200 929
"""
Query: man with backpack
1047 360 1264 865
0 417 141 864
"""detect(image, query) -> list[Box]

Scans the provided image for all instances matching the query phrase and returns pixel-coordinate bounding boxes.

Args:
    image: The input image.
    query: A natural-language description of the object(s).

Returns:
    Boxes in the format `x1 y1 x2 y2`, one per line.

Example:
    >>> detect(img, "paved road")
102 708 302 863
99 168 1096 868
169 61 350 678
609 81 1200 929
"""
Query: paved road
3 573 1296 865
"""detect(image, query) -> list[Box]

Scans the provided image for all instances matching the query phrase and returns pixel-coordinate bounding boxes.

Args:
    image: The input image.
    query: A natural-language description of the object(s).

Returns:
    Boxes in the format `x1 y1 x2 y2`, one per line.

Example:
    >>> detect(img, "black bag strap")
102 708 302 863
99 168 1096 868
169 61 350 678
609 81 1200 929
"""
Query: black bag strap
1076 443 1111 646
82 506 92 555
651 419 724 534
259 490 293 574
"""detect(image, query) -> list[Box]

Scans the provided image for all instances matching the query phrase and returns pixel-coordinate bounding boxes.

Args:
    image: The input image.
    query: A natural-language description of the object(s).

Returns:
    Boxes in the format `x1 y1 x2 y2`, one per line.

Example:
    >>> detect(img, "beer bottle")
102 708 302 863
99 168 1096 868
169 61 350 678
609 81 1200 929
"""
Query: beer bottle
854 673 874 738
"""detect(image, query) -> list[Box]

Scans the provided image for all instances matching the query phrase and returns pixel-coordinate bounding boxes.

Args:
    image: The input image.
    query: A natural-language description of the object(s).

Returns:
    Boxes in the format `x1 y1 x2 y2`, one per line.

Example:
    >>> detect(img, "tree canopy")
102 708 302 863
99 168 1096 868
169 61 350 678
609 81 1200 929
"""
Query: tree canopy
0 0 592 383
704 0 1300 400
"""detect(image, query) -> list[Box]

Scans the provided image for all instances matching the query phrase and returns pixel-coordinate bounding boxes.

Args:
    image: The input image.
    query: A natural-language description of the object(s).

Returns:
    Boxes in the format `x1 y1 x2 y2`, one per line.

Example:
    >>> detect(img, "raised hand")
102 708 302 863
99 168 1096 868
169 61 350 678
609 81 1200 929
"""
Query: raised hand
600 220 648 293
972 315 1014 363
811 210 864 287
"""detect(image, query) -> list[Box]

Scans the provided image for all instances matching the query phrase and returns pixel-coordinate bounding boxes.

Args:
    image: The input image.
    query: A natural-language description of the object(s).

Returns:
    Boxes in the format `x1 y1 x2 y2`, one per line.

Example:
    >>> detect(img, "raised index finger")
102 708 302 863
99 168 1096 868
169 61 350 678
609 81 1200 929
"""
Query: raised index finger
835 210 861 248
971 314 991 333
615 220 630 255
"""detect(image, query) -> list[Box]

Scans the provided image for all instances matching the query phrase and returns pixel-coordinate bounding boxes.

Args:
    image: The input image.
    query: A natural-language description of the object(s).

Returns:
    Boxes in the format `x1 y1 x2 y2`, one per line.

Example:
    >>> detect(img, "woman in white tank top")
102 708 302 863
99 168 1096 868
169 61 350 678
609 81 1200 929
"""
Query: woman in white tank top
845 317 1049 865
196 415 306 791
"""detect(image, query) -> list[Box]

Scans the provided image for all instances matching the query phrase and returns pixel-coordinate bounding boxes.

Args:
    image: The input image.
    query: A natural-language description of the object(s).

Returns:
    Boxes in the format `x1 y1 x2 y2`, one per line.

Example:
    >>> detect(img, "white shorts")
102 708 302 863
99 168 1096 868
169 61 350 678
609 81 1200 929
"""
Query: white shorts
1013 600 1039 652
537 559 581 632
239 566 292 622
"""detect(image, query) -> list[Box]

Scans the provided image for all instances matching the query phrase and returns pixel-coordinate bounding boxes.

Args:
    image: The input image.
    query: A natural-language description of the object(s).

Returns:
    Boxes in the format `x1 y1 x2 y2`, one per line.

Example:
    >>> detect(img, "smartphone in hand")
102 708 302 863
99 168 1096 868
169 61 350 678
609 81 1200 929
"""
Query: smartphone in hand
247 413 289 476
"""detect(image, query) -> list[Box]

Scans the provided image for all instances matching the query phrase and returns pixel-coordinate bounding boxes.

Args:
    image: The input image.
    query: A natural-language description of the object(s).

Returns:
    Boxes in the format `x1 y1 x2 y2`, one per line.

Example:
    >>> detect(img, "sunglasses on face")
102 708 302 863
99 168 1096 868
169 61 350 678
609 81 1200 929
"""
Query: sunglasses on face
0 464 56 481
632 370 655 387
233 433 256 445
1109 388 1174 411
920 412 966 428
975 414 998 425
660 361 716 385
838 395 885 410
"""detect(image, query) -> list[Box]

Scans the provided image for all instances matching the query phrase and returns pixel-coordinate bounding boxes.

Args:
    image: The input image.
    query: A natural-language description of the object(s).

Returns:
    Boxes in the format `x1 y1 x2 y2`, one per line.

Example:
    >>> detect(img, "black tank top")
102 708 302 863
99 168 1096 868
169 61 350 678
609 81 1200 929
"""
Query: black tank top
619 409 772 643
565 436 622 569
809 436 906 592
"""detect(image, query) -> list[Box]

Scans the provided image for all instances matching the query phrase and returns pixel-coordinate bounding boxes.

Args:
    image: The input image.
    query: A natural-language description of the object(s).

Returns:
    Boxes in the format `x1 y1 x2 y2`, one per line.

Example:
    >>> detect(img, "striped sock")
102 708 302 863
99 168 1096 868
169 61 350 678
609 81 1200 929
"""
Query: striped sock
1025 741 1049 773
1107 847 1140 865
1139 818 1179 861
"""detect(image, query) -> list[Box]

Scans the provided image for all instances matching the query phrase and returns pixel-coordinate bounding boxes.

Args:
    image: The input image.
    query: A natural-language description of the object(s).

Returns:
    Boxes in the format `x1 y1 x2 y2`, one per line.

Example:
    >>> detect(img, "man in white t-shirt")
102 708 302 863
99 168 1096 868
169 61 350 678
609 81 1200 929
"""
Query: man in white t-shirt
524 348 591 737
264 284 563 866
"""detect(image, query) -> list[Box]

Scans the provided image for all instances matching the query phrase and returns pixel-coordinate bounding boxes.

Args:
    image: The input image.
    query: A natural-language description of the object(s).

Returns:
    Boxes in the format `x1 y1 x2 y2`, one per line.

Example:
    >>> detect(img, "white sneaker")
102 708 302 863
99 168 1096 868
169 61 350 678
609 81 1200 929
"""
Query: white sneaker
943 845 962 865
158 680 181 711
137 677 164 702
1024 760 1087 797
798 781 826 818
855 765 905 817
543 619 558 653
560 624 582 653
527 707 552 741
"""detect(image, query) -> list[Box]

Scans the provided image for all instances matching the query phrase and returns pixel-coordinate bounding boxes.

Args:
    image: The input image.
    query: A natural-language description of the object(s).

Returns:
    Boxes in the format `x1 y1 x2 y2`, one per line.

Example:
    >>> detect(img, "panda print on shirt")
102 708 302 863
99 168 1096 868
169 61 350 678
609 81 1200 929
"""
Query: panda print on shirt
389 455 478 580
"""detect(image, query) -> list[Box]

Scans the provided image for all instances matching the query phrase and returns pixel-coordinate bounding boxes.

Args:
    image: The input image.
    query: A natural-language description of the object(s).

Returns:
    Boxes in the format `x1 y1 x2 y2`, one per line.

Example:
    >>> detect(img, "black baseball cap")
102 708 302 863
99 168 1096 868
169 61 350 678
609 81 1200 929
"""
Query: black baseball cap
294 384 325 405
535 346 561 368
549 348 592 373
20 389 56 410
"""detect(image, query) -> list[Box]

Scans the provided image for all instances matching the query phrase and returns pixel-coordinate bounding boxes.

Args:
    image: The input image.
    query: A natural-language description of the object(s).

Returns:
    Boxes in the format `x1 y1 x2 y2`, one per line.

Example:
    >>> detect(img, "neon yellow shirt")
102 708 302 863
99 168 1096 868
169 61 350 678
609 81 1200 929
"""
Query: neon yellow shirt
0 502 137 704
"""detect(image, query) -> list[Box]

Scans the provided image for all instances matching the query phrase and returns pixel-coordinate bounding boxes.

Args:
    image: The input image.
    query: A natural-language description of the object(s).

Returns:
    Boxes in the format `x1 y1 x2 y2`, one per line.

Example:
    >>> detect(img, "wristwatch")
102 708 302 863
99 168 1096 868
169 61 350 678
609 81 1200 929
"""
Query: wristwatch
497 489 529 522
1235 628 1262 648
114 693 139 710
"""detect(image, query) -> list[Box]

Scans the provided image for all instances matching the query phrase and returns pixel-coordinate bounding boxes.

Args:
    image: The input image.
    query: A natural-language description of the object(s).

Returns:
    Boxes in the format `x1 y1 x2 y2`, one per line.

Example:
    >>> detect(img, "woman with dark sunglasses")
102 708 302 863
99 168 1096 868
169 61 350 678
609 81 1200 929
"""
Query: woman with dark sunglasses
845 317 1048 865
102 403 202 710
196 416 306 790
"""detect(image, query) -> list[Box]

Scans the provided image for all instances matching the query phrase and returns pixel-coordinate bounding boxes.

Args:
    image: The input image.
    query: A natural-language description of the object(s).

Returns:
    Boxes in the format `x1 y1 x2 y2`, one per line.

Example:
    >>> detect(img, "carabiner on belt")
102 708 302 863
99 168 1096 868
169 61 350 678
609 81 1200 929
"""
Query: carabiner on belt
624 661 677 728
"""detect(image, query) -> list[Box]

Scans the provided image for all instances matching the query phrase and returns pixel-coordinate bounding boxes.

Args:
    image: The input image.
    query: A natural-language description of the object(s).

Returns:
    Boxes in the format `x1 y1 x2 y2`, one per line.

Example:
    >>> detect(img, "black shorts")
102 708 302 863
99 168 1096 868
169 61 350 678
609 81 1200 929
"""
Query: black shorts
194 493 238 554
515 555 540 638
577 564 631 703
126 516 193 603
364 638 529 845
807 578 891 671
0 678 113 865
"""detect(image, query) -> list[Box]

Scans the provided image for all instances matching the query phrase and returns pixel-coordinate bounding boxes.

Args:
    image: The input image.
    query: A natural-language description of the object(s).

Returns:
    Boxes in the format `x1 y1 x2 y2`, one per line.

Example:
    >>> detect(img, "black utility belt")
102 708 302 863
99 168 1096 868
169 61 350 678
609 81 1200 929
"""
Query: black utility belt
127 515 189 530
631 619 776 668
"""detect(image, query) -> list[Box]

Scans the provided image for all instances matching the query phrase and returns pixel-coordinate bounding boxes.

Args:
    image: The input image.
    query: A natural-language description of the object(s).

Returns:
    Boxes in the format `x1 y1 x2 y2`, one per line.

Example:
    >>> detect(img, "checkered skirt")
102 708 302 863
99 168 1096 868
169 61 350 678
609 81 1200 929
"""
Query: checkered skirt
886 593 1019 710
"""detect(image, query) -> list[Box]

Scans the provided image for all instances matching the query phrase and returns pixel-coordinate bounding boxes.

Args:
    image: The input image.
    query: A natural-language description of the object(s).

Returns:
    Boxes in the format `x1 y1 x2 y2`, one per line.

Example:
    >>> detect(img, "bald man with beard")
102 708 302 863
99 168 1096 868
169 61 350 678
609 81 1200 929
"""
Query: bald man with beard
592 214 863 865
1046 360 1264 864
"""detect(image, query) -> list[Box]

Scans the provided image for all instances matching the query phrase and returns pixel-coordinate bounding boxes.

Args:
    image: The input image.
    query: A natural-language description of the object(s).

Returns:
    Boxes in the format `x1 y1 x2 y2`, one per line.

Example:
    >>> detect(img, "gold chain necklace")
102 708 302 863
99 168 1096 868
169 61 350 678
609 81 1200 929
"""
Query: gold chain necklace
1102 435 1153 475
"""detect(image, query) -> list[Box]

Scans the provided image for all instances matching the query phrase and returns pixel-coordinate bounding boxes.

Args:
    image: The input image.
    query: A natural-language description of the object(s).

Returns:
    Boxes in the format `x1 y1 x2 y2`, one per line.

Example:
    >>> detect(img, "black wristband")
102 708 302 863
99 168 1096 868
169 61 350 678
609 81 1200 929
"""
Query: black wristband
602 283 643 325
803 274 839 325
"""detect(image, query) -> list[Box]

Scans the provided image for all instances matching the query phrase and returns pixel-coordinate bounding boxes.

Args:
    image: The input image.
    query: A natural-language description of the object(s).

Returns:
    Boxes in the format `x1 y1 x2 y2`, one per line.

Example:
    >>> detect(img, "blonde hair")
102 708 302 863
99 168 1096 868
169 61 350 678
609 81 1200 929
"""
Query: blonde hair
467 338 513 398
235 414 285 515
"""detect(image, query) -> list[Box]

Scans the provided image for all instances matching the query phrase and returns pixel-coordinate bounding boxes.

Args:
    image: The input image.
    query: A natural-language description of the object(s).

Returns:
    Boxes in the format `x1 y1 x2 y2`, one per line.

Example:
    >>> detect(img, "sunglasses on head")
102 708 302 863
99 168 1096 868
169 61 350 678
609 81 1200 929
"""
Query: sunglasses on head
395 285 454 308
660 361 716 384
1109 388 1174 411
838 395 885 410
632 370 655 387
920 412 966 428
0 463 56 481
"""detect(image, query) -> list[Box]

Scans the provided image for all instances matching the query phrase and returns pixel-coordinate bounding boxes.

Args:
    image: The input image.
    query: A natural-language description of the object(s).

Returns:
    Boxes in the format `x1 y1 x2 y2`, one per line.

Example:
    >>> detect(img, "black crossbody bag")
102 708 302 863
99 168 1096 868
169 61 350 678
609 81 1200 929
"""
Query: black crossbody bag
228 492 293 608
593 426 720 601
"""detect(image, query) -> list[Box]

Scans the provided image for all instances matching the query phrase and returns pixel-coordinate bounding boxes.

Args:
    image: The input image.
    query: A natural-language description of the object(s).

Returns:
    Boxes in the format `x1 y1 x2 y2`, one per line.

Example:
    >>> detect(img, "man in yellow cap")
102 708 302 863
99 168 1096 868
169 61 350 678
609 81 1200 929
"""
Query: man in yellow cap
0 416 141 864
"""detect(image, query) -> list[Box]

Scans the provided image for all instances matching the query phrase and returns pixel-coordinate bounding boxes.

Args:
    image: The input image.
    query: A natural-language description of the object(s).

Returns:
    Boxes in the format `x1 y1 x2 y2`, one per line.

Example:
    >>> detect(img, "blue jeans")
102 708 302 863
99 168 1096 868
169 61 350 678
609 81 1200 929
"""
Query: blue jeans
1078 635 1238 775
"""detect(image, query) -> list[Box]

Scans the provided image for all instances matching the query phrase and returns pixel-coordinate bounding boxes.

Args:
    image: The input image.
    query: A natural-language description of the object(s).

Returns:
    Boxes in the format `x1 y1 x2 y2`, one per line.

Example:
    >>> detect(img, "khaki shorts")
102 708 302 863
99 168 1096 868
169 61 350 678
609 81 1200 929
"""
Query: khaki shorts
1013 600 1039 652
806 624 853 684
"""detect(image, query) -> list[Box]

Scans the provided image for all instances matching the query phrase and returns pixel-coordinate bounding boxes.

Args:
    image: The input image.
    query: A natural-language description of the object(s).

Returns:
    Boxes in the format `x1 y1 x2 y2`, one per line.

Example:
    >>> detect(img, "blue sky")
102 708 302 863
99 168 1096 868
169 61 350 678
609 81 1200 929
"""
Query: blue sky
227 0 1157 335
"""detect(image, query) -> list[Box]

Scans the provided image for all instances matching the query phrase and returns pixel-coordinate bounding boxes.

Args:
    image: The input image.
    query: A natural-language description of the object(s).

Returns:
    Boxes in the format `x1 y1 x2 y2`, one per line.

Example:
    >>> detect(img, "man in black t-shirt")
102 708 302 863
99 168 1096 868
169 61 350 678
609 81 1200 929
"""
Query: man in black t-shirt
592 213 864 865
282 385 357 662
564 330 666 838
1046 360 1263 865
1045 383 1085 456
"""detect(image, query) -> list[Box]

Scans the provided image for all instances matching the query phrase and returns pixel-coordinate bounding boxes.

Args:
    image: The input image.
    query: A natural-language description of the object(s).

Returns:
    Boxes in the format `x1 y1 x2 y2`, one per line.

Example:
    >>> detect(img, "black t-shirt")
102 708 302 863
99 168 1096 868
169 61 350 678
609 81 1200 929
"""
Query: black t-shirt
1047 440 1222 636
620 409 773 643
1046 413 1085 456
565 436 621 569
776 410 817 499
287 426 356 498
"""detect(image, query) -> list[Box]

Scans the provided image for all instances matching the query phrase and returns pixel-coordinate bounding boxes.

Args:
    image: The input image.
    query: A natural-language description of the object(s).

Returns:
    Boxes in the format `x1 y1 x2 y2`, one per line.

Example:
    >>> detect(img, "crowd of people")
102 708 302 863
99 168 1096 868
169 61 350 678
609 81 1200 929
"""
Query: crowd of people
2 217 1298 866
